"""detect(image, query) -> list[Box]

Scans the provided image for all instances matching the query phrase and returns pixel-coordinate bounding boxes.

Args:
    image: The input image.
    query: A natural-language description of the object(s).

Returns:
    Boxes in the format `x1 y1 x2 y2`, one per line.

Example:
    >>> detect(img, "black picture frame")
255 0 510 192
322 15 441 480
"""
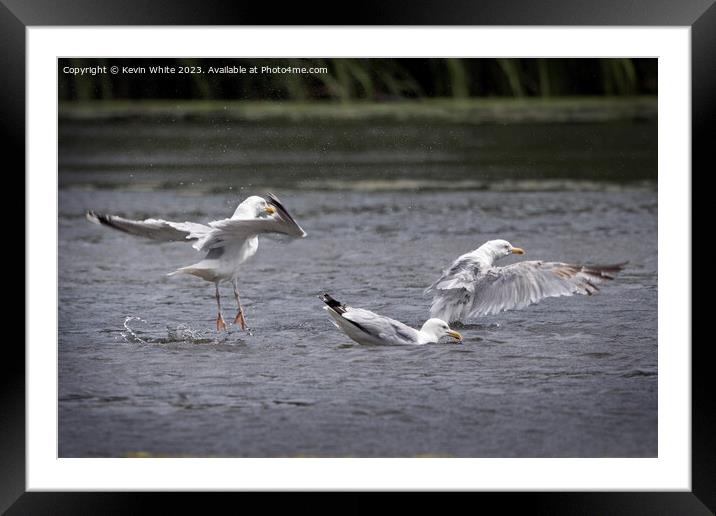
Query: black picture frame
6 1 710 513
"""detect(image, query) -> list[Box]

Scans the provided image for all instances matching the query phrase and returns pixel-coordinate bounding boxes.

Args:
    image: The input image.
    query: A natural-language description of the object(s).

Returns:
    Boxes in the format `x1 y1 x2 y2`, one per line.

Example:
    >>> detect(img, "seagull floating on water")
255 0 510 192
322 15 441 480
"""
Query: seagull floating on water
321 293 462 346
86 193 306 331
425 239 625 324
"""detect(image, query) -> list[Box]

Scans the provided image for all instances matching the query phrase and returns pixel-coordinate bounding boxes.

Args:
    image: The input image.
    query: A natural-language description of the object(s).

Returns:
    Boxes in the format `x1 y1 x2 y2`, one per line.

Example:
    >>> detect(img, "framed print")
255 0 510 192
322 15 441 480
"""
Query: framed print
7 0 711 513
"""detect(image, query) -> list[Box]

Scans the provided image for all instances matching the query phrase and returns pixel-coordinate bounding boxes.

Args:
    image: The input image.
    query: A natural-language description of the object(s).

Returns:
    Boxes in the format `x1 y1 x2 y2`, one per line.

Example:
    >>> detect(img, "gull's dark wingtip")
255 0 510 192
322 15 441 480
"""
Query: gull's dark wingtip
265 191 306 238
85 210 132 235
85 209 114 228
86 210 100 224
583 262 628 281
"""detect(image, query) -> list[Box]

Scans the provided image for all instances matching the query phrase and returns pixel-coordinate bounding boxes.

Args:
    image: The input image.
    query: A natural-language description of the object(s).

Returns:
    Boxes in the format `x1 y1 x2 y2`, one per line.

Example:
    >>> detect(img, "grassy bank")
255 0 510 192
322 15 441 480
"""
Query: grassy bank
59 96 657 124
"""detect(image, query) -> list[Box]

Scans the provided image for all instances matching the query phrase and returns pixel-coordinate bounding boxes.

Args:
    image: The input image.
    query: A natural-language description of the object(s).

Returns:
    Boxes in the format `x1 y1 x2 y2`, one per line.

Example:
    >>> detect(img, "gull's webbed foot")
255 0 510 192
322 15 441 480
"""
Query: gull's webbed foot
216 313 228 332
234 310 248 330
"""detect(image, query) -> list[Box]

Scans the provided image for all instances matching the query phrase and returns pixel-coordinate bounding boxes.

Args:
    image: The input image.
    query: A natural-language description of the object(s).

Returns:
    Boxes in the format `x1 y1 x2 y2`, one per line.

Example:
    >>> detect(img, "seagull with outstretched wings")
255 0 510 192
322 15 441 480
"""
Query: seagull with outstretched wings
426 239 625 324
87 192 306 331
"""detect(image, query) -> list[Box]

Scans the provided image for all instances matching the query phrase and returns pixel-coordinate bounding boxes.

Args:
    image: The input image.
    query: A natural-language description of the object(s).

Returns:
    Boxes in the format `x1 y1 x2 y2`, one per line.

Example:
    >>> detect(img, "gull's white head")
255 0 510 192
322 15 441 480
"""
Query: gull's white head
420 318 463 343
479 239 525 262
233 195 276 219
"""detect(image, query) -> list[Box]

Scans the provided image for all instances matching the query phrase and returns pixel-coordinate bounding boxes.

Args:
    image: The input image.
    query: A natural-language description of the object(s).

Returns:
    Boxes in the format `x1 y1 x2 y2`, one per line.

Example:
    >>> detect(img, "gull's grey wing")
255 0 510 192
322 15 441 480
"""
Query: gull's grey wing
425 253 483 294
86 211 210 243
426 254 484 321
342 308 419 346
466 261 626 317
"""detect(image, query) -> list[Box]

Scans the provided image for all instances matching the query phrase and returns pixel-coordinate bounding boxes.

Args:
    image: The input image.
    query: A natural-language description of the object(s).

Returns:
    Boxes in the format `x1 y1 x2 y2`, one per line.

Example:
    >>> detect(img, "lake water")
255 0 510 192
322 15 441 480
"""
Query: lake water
58 118 657 457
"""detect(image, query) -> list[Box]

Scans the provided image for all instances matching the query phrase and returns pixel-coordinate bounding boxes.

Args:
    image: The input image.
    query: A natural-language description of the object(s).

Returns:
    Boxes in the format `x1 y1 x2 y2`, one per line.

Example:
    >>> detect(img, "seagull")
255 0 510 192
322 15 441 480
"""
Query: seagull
320 293 462 346
425 239 625 323
86 192 306 331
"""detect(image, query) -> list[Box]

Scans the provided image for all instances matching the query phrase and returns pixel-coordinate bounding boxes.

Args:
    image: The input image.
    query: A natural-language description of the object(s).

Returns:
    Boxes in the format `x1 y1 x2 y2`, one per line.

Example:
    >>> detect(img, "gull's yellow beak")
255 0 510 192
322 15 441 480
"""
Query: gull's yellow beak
265 205 276 214
511 246 525 255
447 329 463 342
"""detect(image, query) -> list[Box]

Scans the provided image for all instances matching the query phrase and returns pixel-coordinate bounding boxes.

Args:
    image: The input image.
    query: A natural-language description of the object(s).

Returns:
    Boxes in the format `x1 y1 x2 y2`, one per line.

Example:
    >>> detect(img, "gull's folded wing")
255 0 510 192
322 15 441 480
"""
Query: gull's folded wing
195 197 306 251
86 211 210 243
342 308 419 346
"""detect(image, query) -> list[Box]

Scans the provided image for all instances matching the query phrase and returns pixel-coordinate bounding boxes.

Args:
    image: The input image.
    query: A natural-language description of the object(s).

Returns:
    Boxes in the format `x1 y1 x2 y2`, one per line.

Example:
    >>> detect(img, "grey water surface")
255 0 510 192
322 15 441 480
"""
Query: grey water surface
59 119 657 457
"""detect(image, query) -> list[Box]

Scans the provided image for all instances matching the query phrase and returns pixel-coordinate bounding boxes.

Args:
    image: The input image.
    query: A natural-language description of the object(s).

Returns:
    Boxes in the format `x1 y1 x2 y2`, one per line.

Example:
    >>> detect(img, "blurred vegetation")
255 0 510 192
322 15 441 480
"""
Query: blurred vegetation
59 58 656 102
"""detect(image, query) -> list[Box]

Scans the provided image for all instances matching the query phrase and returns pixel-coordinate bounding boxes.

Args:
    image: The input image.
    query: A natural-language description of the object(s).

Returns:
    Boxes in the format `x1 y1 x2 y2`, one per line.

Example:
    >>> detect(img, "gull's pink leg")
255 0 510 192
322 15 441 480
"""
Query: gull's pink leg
232 279 248 330
215 283 227 331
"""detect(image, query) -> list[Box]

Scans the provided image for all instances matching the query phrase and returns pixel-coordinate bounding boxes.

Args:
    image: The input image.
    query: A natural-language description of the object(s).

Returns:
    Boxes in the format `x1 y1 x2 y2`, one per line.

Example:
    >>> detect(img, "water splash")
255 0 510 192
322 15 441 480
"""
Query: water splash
163 324 215 344
121 316 147 343
120 317 228 345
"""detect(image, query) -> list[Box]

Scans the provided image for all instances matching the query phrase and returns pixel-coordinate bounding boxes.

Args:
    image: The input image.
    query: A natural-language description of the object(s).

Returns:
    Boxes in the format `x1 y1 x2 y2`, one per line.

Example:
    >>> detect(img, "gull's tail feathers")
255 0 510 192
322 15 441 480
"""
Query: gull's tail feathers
167 261 218 282
320 293 351 331
320 293 347 315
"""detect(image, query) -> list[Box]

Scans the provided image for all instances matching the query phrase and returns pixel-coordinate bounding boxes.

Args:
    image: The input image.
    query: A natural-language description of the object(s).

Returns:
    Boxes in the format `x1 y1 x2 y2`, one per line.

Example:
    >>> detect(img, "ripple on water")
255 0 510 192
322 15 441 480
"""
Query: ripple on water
579 352 613 359
620 369 657 378
272 399 317 407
